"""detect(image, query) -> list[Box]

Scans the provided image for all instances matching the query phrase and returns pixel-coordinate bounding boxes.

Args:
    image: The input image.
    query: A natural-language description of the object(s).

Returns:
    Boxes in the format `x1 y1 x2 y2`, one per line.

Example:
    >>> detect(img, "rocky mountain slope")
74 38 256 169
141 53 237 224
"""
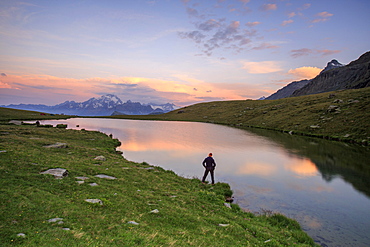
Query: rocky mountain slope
265 80 310 100
266 59 346 100
292 51 370 97
2 94 177 116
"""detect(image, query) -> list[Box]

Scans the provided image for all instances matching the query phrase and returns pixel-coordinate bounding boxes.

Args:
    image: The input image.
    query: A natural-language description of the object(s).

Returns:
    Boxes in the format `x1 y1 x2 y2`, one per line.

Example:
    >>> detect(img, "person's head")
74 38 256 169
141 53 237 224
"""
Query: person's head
208 153 213 157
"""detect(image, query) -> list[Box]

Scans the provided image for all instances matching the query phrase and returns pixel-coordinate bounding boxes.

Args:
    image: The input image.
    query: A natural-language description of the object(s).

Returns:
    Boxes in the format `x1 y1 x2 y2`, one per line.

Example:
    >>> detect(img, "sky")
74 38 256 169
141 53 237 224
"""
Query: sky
0 0 369 107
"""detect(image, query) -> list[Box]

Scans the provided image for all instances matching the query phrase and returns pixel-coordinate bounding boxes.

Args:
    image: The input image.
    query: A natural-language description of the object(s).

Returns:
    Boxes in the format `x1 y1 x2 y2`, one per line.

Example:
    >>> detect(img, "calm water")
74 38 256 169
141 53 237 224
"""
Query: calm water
37 118 370 247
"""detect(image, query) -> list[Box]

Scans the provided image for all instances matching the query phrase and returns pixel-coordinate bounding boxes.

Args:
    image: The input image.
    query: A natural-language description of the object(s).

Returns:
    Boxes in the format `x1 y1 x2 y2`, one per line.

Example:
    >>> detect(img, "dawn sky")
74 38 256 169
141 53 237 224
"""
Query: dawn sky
1 0 369 106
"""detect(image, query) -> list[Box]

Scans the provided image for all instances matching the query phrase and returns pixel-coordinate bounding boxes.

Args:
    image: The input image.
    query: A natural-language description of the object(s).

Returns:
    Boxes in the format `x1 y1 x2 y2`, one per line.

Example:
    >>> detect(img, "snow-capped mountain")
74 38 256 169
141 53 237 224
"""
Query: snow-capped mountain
320 59 344 74
265 58 346 100
2 94 177 116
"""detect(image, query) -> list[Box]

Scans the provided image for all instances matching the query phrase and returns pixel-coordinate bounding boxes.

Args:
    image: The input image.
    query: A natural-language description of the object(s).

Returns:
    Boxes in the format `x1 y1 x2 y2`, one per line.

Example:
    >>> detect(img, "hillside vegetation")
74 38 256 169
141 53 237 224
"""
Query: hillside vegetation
0 119 317 246
109 87 370 145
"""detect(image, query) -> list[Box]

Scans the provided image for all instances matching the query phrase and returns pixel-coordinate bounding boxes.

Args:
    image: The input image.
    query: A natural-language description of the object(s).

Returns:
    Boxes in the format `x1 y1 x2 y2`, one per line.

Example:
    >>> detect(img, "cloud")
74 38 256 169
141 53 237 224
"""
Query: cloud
260 4 277 11
186 7 200 18
252 42 279 50
197 19 221 31
281 20 294 26
179 18 257 56
0 73 263 106
316 11 334 18
288 12 296 18
317 49 341 56
1 73 7 77
291 48 341 58
0 81 12 89
287 66 321 80
312 11 333 23
242 61 283 74
246 21 261 27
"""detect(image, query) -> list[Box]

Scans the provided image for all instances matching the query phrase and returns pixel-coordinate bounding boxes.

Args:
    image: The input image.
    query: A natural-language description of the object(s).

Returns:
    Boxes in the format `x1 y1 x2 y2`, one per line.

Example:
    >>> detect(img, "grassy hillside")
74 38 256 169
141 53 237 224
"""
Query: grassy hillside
0 107 73 123
109 87 370 145
0 122 317 246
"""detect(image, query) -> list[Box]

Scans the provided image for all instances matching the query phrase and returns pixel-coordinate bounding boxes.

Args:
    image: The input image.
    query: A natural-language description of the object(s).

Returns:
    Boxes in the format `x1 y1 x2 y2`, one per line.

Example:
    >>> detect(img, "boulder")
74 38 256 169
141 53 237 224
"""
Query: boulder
40 168 68 179
94 155 106 161
43 143 68 148
85 199 103 205
95 174 117 180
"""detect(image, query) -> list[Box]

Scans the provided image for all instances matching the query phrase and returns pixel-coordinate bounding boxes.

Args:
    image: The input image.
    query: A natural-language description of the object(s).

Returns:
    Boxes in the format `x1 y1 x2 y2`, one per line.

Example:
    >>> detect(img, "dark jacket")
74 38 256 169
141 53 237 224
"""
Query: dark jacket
203 157 216 169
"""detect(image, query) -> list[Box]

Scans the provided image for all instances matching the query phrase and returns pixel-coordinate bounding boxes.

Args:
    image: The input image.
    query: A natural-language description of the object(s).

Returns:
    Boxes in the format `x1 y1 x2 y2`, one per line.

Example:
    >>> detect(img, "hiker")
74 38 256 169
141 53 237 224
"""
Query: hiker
202 153 216 185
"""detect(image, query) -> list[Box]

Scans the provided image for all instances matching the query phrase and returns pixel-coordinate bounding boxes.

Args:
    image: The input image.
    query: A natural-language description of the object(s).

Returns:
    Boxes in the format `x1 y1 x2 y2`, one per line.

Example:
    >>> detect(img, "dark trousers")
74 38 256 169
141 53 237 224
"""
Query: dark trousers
202 167 215 184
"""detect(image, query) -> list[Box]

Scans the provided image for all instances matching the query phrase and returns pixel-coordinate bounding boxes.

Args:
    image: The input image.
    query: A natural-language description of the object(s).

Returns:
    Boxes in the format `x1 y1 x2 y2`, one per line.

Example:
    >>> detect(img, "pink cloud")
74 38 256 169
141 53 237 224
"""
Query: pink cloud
316 11 334 18
1 73 266 106
312 11 333 23
252 42 279 50
288 12 296 18
281 20 294 26
291 48 341 58
260 3 277 11
242 61 283 74
287 66 321 80
246 21 261 27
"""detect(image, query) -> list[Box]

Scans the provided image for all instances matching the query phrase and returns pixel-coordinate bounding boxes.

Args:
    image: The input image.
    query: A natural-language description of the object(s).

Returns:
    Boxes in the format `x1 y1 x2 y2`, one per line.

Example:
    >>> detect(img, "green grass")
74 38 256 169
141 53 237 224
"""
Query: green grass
0 122 317 246
107 87 370 145
0 108 73 123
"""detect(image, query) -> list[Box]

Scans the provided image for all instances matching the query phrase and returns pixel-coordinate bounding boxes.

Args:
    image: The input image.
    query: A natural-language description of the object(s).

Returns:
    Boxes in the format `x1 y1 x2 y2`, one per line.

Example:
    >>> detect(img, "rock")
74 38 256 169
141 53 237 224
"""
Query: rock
327 105 340 112
62 228 70 231
40 168 68 179
76 181 84 184
0 150 7 153
348 99 360 103
310 125 320 129
94 155 106 161
17 233 26 238
333 99 344 103
48 218 63 223
89 183 99 186
150 209 159 213
75 176 89 180
85 199 103 205
218 224 229 227
95 174 117 180
127 221 139 225
43 143 68 148
224 203 232 208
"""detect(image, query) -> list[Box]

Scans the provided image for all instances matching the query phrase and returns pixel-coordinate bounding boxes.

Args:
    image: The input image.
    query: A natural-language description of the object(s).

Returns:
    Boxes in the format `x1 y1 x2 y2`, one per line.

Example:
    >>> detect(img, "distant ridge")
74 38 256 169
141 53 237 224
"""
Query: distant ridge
292 51 370 97
2 94 178 116
265 80 310 100
265 51 370 100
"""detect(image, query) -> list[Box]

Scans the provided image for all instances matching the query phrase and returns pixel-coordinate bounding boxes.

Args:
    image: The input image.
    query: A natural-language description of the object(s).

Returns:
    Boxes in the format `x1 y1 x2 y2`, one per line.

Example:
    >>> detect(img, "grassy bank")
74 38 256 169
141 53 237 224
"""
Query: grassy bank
108 87 370 145
0 121 317 246
0 108 74 123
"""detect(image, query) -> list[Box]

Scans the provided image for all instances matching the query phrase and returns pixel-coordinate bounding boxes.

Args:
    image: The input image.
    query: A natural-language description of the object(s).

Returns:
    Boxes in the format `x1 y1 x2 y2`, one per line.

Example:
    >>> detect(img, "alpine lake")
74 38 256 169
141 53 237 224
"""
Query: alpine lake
33 118 370 247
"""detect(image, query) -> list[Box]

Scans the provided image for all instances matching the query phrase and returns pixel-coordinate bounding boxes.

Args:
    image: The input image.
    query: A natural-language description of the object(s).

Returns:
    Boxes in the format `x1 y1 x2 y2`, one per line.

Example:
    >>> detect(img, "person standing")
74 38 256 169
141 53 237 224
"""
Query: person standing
202 153 216 185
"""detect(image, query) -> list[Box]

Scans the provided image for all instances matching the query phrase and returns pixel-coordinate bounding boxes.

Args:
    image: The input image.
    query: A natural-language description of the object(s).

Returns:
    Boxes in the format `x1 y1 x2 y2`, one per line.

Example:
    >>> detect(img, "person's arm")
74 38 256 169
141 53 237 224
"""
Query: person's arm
213 158 216 168
202 158 206 167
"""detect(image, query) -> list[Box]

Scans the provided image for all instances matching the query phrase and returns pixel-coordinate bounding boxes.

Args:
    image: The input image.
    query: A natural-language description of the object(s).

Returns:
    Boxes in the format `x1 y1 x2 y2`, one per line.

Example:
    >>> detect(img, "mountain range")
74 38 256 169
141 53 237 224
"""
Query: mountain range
2 94 177 116
265 51 370 100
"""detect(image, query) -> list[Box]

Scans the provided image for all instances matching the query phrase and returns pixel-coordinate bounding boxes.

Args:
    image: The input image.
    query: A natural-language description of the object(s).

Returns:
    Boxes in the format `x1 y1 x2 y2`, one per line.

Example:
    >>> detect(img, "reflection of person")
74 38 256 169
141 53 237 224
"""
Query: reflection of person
202 153 216 185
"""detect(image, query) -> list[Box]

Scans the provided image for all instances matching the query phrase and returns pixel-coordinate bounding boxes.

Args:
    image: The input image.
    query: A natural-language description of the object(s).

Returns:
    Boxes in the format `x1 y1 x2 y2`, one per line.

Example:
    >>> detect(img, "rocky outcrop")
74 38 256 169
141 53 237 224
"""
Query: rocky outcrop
266 80 310 100
292 51 370 97
40 168 68 179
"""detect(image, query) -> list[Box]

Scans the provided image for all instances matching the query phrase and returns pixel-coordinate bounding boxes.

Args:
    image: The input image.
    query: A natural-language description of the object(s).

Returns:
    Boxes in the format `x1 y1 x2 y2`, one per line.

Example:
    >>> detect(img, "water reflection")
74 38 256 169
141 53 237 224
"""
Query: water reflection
35 118 370 247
